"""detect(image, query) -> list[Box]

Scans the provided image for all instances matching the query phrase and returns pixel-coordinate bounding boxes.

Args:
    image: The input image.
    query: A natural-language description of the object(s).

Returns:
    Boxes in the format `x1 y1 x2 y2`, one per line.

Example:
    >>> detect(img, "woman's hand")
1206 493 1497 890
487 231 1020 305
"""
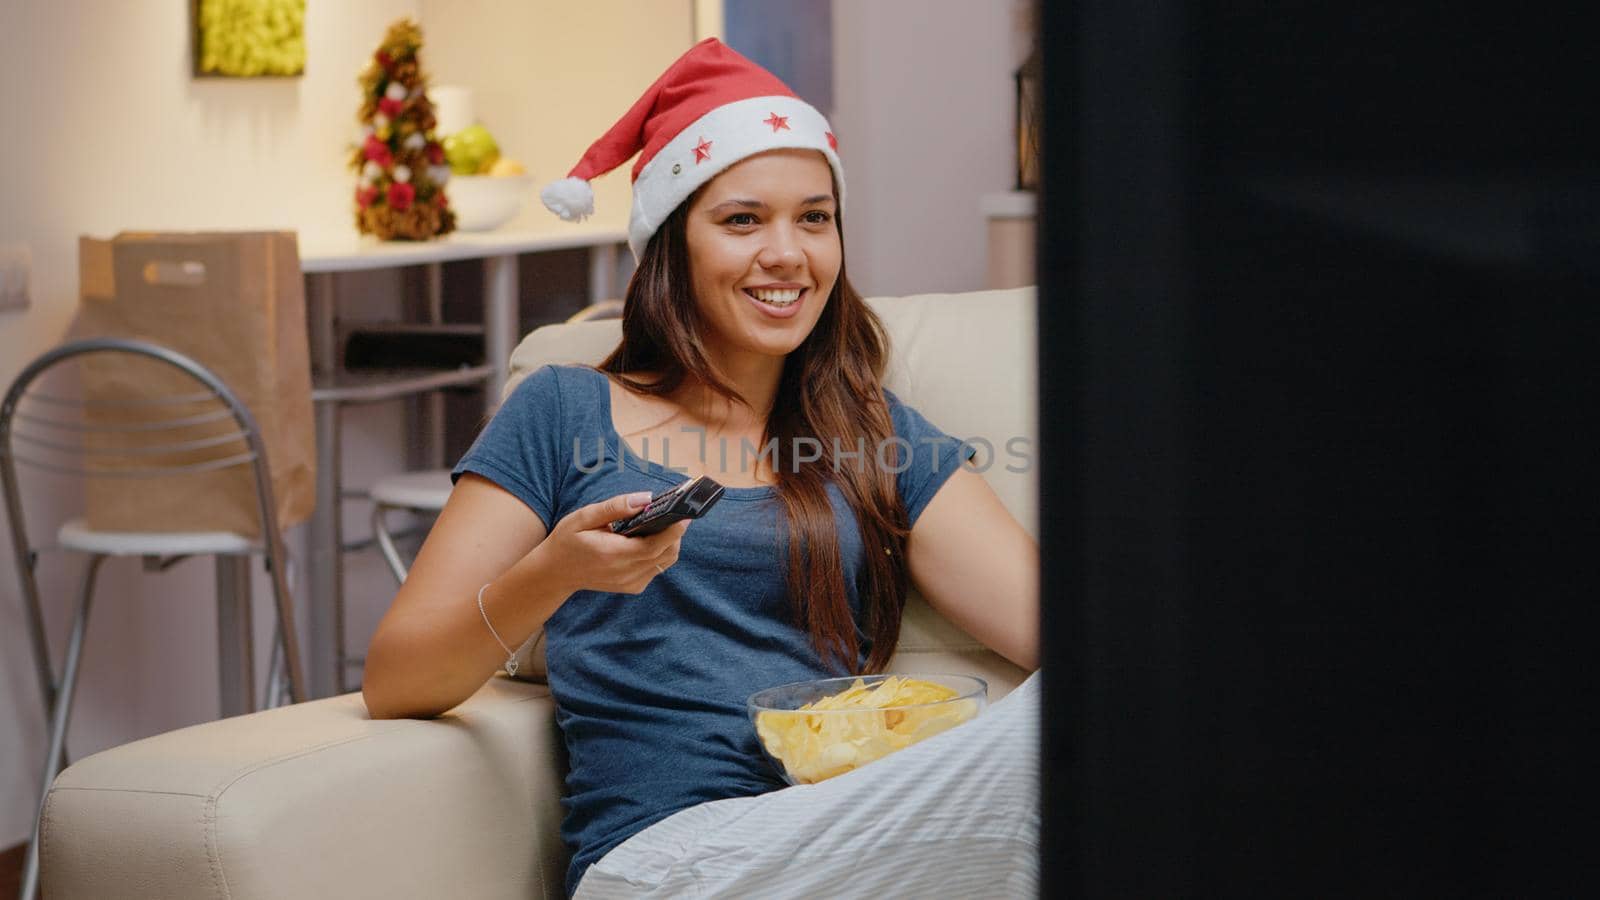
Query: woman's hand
536 491 693 596
363 478 685 720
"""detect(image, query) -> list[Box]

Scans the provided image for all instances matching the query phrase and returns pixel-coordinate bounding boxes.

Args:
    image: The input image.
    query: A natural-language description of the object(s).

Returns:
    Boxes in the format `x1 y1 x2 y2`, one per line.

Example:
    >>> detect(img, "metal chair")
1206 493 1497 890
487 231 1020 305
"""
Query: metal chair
370 468 454 584
367 299 626 584
0 337 309 900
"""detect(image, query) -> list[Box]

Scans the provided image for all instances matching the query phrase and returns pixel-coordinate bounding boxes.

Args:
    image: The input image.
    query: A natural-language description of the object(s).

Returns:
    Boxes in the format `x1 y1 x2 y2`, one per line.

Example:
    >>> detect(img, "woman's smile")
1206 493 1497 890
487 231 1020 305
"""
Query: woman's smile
742 284 808 317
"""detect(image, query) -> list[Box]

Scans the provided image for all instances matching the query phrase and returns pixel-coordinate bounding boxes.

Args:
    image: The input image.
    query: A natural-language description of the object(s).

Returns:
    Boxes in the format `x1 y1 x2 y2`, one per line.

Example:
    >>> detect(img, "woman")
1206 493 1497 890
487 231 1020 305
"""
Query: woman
363 39 1040 898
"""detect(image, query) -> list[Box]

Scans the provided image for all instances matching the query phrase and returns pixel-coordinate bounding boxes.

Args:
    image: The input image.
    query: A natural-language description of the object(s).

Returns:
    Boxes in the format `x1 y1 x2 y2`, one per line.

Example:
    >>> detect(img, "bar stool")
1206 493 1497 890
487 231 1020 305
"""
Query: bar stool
366 299 625 584
369 469 453 584
0 337 309 900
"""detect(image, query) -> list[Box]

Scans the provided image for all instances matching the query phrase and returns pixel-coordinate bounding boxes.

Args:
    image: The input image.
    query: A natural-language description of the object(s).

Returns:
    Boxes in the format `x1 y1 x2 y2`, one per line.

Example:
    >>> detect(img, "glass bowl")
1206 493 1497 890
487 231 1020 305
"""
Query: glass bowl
748 673 987 785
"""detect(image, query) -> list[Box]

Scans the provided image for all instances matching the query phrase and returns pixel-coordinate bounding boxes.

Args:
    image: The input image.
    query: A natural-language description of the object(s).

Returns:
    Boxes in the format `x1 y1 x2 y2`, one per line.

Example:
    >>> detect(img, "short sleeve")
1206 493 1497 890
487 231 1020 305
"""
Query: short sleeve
884 388 977 528
451 364 566 529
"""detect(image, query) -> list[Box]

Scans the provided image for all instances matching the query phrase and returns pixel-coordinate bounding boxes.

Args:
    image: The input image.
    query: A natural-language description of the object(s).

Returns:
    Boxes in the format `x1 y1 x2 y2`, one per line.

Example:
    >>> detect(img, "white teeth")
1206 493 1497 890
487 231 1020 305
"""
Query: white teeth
750 288 801 305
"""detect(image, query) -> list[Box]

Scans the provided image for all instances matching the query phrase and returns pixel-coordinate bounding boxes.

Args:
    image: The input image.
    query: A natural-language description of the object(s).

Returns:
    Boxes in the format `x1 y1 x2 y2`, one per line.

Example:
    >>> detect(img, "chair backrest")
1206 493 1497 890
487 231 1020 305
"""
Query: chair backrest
0 338 299 705
564 298 624 323
501 287 1037 698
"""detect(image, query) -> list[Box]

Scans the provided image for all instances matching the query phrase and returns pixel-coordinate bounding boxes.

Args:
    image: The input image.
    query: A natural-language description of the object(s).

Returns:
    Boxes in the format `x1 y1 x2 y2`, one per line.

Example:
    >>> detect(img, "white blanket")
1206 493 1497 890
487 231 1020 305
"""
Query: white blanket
575 669 1041 899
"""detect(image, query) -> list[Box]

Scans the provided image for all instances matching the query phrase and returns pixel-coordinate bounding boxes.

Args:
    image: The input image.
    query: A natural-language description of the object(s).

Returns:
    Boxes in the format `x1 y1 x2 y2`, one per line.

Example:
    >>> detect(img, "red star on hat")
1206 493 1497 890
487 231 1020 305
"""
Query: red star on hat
826 132 837 150
694 137 713 164
764 112 790 132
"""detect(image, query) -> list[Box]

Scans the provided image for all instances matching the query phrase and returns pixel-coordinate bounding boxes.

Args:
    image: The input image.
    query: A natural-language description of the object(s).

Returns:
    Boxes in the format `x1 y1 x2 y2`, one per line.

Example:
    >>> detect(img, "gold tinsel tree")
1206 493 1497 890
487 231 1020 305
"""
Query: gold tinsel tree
350 19 455 240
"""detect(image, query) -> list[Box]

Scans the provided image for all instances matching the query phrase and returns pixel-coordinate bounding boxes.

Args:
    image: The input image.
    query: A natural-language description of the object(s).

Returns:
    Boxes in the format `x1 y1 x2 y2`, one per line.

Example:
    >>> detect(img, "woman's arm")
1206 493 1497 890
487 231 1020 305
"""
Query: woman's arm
362 475 687 719
362 473 566 719
904 465 1040 672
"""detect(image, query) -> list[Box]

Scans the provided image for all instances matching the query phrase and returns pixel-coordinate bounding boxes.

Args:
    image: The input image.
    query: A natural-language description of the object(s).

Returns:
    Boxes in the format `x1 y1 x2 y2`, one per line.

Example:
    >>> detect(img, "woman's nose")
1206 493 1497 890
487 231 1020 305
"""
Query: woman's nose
757 229 803 270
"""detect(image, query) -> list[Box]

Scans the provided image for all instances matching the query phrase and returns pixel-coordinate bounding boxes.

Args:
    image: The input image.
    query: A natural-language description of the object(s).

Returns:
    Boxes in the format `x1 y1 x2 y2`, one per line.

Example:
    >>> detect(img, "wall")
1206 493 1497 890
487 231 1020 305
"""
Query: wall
0 0 698 850
831 0 1033 297
0 0 425 849
415 0 699 235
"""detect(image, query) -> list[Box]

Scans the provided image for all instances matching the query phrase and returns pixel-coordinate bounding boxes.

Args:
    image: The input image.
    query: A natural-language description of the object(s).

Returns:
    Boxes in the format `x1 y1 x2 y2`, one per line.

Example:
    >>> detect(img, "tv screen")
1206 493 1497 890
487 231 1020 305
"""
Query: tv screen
1038 3 1594 895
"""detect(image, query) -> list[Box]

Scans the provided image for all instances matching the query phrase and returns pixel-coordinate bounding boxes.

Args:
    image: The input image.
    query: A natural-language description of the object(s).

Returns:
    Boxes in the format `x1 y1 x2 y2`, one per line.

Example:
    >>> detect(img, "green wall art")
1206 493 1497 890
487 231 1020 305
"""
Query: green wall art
193 0 306 78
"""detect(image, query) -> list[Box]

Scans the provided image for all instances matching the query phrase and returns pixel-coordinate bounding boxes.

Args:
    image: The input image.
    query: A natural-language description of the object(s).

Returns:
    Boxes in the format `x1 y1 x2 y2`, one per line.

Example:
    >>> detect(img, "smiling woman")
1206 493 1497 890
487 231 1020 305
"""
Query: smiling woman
690 162 840 335
687 154 841 363
360 37 1039 899
596 138 902 681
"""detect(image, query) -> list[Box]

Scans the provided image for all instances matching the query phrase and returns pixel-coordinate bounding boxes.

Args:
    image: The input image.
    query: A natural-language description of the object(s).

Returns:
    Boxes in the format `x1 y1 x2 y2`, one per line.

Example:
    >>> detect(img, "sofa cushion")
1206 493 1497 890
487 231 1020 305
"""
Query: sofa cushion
500 286 1035 685
43 677 571 900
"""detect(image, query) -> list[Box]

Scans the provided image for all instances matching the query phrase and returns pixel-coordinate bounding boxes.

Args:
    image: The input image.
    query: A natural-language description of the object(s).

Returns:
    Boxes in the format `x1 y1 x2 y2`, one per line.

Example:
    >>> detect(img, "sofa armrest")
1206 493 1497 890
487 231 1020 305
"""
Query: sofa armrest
41 676 568 900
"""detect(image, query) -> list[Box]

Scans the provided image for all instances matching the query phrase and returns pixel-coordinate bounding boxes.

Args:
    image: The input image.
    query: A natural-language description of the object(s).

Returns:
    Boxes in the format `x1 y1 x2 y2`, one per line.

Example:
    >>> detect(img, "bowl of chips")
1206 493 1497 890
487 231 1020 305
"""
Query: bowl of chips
748 673 987 785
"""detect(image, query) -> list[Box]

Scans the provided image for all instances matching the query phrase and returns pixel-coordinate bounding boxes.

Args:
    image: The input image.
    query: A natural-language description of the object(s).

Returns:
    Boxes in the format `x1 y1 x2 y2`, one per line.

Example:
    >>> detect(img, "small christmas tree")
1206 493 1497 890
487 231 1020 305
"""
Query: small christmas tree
350 19 455 240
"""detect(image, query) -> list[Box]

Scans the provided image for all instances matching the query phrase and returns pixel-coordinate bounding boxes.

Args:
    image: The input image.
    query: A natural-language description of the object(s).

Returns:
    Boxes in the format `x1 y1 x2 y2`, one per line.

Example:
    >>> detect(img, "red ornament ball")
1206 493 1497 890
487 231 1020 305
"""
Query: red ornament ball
356 186 380 209
363 134 393 167
387 182 416 211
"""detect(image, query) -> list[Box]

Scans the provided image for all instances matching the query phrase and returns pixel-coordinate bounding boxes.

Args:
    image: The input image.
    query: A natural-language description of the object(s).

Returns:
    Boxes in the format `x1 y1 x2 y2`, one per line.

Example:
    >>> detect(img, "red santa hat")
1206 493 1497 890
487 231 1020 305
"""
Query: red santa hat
540 37 844 261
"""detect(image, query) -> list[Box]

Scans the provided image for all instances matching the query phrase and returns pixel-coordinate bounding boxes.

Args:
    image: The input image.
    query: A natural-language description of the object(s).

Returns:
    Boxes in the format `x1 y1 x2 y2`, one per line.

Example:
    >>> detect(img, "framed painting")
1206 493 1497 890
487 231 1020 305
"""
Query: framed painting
192 0 306 78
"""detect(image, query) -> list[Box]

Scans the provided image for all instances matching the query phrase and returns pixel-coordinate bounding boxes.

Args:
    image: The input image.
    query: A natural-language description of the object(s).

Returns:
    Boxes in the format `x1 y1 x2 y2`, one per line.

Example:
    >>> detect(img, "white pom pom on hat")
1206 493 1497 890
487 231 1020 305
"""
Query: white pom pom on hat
540 176 596 222
539 38 845 262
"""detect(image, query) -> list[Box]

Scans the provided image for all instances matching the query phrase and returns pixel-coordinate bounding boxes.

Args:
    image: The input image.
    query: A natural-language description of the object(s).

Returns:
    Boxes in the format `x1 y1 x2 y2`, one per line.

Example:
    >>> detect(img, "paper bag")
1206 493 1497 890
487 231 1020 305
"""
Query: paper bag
71 231 315 537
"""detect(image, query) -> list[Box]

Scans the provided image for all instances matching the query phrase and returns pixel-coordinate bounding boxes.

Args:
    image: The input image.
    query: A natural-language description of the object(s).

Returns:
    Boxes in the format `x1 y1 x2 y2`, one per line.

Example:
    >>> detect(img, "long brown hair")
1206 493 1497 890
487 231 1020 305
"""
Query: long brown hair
597 195 909 675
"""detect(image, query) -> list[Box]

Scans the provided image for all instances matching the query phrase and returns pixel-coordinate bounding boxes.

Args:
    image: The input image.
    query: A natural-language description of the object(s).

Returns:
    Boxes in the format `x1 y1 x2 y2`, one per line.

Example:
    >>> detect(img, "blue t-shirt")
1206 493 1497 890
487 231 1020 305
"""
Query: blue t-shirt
451 363 972 897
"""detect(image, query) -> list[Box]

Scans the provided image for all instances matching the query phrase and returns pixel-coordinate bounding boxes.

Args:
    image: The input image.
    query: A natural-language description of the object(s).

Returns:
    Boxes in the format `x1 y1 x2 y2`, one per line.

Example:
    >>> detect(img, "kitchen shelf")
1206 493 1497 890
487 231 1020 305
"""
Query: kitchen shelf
310 365 493 405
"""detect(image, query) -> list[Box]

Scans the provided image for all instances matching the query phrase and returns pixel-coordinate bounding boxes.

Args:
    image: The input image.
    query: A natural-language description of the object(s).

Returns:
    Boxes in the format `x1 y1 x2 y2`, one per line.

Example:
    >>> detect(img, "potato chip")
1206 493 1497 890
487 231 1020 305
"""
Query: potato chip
754 676 981 784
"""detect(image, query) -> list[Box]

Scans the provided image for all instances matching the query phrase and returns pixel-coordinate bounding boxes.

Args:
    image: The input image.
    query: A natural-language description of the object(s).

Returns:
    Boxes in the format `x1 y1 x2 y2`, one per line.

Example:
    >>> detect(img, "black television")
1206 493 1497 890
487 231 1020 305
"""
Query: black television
1037 3 1596 896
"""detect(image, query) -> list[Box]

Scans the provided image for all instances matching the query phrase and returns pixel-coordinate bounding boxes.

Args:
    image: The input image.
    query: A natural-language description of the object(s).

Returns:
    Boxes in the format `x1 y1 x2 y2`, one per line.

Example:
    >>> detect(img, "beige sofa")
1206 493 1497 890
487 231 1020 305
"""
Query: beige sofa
39 286 1037 900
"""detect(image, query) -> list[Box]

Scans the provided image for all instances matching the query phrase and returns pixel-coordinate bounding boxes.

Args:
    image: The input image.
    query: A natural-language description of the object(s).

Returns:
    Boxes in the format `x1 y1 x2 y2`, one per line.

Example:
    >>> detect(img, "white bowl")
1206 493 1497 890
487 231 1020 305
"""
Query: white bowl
447 174 533 232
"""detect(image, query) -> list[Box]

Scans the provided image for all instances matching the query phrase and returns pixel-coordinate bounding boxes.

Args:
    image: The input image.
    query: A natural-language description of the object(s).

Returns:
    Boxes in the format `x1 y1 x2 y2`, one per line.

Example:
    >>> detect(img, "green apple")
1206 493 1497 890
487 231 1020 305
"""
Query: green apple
443 124 501 175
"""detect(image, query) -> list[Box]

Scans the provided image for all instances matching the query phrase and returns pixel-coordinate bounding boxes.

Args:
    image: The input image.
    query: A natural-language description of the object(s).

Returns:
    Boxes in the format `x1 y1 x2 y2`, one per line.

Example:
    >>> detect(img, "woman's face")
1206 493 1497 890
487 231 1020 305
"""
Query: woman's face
683 148 841 365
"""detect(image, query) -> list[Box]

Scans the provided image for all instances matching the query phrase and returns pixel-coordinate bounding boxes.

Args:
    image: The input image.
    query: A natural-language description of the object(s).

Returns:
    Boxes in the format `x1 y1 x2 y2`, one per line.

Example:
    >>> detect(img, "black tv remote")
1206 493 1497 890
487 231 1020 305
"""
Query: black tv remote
609 475 726 536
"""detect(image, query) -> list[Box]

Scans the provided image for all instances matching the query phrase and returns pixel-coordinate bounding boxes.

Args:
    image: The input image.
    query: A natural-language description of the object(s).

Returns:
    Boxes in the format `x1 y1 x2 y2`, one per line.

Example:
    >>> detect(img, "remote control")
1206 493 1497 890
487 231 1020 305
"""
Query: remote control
609 475 726 536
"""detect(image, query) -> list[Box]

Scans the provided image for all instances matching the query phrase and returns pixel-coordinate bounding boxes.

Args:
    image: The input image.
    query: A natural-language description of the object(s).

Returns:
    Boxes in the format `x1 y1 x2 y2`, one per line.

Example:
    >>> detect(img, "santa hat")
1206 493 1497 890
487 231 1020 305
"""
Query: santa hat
541 37 844 262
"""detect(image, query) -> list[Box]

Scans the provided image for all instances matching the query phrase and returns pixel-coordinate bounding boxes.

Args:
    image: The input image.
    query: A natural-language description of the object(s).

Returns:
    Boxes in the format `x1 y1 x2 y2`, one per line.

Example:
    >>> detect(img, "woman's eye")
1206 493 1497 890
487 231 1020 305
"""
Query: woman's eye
725 213 758 226
803 211 834 225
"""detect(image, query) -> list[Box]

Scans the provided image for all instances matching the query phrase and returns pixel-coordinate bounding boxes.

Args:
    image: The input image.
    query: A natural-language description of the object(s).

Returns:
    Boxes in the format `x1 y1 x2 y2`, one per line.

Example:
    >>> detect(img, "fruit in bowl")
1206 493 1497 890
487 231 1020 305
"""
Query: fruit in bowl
447 172 534 232
436 119 532 230
749 673 986 785
487 157 525 176
443 123 500 175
